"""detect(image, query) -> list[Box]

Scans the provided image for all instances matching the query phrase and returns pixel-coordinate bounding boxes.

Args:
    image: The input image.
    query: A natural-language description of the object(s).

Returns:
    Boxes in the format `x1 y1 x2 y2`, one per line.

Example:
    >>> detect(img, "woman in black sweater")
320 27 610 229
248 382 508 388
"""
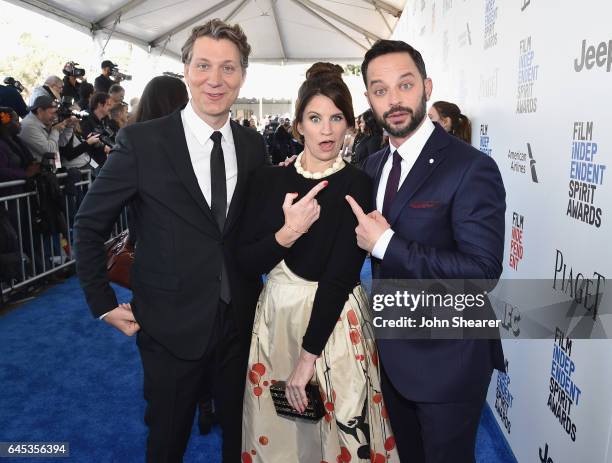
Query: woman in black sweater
238 63 398 463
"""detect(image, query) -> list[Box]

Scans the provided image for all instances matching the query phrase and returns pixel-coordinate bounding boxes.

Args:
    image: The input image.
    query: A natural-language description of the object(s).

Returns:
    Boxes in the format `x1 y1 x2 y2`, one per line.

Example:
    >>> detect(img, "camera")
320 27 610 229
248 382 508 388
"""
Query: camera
56 96 88 122
3 77 25 93
92 127 115 148
63 61 86 78
40 152 59 173
111 67 132 81
162 71 184 79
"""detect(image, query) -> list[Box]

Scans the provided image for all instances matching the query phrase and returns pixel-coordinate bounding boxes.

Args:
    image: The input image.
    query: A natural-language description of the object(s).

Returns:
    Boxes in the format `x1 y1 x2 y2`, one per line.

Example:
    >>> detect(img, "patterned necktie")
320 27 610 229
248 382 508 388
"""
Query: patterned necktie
210 131 226 231
382 150 402 218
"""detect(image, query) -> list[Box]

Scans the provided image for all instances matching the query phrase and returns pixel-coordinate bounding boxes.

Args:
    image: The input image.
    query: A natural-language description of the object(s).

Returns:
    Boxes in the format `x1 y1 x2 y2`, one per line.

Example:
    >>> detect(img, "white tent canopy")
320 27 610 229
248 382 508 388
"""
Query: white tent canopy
8 0 406 63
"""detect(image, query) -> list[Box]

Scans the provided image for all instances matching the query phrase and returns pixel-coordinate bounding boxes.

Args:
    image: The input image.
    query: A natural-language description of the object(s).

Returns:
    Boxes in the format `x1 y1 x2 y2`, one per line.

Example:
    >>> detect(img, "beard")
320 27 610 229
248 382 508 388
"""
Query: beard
373 93 427 138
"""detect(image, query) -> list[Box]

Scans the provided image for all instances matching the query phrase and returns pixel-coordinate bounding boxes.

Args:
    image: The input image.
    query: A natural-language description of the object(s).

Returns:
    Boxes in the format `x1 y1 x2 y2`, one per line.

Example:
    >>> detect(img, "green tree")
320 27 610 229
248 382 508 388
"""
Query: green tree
0 33 70 100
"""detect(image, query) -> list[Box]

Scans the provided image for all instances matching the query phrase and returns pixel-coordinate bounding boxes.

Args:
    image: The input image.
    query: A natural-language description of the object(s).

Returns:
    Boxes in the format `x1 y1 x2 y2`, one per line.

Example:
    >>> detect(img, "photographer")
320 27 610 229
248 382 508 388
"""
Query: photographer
272 117 293 164
0 78 28 118
108 102 128 143
61 62 87 103
0 107 40 279
18 95 74 163
0 107 38 183
59 125 101 170
29 76 63 106
94 60 120 93
78 82 94 113
109 84 125 104
80 92 112 166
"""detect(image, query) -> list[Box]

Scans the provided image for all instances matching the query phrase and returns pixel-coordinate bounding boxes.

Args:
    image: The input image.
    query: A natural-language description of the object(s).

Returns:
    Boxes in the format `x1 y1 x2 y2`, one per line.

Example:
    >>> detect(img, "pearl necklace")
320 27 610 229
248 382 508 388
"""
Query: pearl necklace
294 152 345 179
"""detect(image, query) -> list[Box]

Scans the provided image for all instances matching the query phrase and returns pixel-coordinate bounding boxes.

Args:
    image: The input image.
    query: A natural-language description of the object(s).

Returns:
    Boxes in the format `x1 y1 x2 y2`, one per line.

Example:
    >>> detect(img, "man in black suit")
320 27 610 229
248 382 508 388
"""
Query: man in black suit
75 19 267 463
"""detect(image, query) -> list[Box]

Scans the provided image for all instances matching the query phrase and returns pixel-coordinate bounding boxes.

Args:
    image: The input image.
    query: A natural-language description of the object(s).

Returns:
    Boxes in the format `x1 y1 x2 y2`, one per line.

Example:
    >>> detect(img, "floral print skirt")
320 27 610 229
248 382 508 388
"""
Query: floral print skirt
241 260 399 463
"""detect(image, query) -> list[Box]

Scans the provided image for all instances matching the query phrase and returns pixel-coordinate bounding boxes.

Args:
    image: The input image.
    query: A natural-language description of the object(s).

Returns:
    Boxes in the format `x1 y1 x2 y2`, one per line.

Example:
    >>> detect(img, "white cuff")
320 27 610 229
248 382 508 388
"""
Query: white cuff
371 229 394 260
99 311 111 320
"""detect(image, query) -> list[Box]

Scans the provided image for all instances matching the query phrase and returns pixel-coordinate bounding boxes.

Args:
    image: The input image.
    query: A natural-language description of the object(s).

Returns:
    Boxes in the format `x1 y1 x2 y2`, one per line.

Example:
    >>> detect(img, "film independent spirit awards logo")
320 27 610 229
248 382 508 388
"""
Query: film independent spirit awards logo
567 121 607 228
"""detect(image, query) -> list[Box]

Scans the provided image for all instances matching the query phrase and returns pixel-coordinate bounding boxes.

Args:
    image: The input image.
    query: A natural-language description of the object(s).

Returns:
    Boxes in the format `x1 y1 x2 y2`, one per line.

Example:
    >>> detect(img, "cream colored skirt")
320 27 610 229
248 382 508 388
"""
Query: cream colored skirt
241 260 399 463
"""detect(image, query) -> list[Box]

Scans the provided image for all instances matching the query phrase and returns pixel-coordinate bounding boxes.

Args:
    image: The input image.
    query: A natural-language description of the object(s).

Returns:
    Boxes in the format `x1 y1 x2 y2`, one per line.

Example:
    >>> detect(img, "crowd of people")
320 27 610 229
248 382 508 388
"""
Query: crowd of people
0 59 132 288
2 20 492 463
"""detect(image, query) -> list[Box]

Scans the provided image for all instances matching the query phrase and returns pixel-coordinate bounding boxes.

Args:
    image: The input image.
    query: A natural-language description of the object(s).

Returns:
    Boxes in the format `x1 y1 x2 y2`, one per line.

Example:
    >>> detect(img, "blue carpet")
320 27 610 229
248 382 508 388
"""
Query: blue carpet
0 270 516 462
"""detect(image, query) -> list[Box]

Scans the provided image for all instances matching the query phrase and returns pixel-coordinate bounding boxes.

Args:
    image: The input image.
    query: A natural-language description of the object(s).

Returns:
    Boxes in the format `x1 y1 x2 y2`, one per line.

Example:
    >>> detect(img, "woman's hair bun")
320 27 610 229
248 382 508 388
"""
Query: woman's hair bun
305 62 344 80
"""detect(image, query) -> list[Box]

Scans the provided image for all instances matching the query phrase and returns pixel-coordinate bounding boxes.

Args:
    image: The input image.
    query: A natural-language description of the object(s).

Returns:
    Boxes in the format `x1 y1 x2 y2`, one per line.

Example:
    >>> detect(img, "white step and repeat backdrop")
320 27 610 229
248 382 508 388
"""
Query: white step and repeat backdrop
391 1 612 462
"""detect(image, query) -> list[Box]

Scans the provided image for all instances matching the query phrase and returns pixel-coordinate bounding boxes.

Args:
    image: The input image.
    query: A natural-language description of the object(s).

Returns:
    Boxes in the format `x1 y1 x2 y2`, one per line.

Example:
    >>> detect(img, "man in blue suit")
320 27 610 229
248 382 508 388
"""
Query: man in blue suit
346 40 506 463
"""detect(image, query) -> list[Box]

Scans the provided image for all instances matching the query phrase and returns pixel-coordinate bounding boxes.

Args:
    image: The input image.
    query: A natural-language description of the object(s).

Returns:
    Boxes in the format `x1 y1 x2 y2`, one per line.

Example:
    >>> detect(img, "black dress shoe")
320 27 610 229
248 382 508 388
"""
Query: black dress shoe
198 399 216 435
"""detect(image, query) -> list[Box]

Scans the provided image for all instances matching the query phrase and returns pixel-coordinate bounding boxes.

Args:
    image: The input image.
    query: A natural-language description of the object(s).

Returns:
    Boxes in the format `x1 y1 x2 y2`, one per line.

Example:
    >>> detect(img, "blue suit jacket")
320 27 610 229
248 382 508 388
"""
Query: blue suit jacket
364 123 506 402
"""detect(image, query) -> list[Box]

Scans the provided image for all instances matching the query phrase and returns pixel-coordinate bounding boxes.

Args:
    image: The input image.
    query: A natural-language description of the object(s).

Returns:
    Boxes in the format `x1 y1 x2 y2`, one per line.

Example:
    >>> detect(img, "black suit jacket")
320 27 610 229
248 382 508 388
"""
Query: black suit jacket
75 109 267 360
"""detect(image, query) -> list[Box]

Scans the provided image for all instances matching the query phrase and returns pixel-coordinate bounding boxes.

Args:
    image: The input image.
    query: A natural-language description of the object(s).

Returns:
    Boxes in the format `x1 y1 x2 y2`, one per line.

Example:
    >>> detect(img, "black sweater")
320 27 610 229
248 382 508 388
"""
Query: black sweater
236 162 372 355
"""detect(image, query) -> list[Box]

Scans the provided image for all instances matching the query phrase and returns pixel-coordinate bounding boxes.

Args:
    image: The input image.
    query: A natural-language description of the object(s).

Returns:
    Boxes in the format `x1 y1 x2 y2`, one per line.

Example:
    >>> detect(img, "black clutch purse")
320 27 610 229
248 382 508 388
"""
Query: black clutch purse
269 381 326 422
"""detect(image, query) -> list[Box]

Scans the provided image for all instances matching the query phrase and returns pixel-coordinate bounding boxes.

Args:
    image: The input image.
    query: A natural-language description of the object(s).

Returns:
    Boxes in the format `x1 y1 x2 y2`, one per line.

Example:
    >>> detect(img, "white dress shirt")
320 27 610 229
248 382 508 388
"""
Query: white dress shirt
371 118 436 259
181 100 238 213
100 101 237 320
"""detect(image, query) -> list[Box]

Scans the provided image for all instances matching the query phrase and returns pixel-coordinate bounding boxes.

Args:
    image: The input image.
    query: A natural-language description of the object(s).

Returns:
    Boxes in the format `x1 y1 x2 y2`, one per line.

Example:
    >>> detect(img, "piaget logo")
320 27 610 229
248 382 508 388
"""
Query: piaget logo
479 69 498 99
553 249 606 320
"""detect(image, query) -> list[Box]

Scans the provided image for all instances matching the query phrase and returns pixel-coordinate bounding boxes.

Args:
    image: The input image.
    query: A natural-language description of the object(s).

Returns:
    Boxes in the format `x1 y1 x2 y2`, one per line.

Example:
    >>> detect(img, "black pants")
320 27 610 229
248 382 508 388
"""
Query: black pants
380 363 488 463
137 302 248 463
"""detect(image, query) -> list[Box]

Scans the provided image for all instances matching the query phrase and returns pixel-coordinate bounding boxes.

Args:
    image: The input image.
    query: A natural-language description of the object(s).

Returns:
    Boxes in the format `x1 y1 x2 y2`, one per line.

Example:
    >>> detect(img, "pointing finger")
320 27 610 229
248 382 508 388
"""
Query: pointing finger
345 195 367 221
302 180 328 202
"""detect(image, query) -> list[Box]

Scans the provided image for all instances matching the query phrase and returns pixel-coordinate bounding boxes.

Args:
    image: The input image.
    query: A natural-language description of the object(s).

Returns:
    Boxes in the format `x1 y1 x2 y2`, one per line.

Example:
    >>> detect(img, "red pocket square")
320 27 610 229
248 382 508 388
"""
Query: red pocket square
409 201 440 209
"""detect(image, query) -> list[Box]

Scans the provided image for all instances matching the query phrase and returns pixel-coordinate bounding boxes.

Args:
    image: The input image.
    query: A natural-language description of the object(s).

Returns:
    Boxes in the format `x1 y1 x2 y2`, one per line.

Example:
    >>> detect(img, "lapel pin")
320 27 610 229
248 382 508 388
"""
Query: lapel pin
429 158 434 164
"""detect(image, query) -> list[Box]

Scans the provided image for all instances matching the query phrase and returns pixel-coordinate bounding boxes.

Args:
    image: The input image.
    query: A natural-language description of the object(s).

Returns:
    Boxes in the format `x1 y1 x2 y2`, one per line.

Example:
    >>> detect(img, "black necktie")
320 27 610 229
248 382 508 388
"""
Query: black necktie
210 131 230 303
210 131 227 231
382 150 402 218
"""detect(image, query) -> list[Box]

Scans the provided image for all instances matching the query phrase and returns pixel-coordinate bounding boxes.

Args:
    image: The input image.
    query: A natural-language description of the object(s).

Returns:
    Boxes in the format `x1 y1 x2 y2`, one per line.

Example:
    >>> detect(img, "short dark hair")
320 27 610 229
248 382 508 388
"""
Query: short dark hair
110 102 128 119
361 109 382 136
292 62 354 140
361 39 428 86
89 92 110 111
130 76 189 124
109 84 125 95
79 82 94 101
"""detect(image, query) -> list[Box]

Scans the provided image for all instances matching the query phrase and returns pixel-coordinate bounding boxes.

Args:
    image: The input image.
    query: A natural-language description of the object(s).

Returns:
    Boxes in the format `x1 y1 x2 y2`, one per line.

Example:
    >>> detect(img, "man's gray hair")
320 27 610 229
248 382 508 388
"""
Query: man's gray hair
44 75 62 86
181 19 251 71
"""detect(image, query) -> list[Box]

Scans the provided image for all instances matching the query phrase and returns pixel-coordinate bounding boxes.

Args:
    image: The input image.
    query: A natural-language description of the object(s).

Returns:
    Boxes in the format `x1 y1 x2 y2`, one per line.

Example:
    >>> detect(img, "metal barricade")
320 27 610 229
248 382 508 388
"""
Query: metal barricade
0 169 128 297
